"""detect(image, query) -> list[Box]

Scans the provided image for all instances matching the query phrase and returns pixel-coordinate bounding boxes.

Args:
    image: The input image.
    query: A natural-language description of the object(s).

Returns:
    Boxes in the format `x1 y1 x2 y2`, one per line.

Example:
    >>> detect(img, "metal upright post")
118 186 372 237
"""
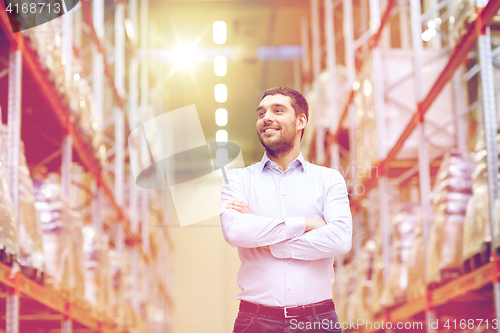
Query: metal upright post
410 0 436 332
61 131 73 332
61 318 72 333
141 191 149 255
129 0 140 313
93 0 104 130
311 0 321 80
343 0 357 188
300 18 311 95
92 180 103 235
311 0 324 165
398 0 410 49
7 48 22 224
61 135 72 198
325 0 340 170
370 0 391 292
62 7 73 83
115 0 126 262
325 0 343 302
6 45 22 333
139 0 150 316
452 70 468 153
6 288 19 333
476 0 500 329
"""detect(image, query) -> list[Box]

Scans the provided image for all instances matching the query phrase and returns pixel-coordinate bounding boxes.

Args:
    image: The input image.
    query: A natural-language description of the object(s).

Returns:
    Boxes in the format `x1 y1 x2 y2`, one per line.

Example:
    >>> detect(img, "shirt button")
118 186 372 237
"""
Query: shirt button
293 233 296 237
305 256 308 259
288 261 291 265
284 214 287 218
288 286 292 290
281 193 285 196
282 174 285 177
280 252 284 257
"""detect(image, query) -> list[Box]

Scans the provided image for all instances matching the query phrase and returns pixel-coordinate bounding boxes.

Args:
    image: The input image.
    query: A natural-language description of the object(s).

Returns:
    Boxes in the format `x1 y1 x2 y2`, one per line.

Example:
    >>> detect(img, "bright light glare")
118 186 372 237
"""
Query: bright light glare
214 56 227 76
427 20 436 29
213 21 227 44
74 73 80 81
215 108 228 126
352 80 360 91
215 84 227 102
174 44 198 69
421 30 432 42
124 18 136 43
216 130 228 143
363 80 372 97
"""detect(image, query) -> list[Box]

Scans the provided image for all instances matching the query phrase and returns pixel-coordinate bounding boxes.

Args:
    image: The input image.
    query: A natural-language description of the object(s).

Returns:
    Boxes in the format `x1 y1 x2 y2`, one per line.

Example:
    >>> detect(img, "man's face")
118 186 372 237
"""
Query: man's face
256 94 300 155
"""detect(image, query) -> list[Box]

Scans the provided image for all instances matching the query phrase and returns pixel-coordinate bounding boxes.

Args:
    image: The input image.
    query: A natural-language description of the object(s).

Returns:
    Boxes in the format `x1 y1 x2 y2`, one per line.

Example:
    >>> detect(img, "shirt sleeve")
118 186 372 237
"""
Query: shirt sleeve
269 170 352 260
220 169 306 248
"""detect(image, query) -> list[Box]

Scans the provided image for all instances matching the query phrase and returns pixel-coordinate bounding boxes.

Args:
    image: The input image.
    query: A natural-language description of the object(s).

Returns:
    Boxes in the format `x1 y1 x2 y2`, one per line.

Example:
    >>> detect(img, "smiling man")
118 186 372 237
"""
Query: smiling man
220 87 352 333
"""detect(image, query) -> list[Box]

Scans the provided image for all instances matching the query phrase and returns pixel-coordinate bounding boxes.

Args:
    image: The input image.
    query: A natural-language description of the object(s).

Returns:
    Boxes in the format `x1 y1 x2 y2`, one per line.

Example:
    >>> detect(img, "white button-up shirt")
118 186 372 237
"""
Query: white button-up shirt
220 152 352 307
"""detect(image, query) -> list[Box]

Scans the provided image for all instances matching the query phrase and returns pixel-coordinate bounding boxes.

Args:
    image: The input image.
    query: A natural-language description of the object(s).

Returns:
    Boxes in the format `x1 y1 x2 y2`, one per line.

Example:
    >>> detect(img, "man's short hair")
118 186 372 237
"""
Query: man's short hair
261 87 309 139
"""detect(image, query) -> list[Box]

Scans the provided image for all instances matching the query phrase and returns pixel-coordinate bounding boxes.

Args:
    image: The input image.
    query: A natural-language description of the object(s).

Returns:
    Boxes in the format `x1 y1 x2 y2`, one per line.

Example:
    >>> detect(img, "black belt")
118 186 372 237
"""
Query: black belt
239 299 335 319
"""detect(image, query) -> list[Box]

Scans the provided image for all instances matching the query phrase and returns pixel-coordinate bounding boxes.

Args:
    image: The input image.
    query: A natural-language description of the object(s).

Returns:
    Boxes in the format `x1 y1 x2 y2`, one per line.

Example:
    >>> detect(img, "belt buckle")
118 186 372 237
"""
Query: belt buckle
284 307 299 319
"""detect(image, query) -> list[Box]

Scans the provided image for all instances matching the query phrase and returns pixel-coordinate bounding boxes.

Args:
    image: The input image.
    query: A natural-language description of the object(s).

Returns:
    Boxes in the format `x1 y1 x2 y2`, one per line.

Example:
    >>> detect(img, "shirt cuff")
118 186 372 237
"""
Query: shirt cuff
284 217 306 240
269 240 291 259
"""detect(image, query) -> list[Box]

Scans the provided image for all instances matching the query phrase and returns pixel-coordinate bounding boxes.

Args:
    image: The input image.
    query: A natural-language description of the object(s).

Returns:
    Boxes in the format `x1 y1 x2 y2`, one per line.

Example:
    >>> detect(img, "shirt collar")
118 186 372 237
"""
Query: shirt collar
259 151 307 173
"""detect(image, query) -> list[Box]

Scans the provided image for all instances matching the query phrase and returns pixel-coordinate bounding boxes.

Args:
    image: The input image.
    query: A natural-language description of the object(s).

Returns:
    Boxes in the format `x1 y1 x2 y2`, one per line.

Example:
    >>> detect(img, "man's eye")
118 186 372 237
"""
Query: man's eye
275 109 283 113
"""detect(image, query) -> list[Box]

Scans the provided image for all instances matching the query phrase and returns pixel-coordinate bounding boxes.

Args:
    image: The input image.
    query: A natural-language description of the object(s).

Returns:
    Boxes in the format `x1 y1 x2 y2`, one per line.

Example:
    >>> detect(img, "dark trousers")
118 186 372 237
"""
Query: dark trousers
232 302 343 333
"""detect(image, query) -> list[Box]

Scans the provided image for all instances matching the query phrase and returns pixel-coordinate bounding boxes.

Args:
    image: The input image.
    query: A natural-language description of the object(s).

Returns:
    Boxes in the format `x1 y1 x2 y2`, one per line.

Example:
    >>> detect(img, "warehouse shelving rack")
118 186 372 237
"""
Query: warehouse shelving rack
0 0 173 332
304 0 500 332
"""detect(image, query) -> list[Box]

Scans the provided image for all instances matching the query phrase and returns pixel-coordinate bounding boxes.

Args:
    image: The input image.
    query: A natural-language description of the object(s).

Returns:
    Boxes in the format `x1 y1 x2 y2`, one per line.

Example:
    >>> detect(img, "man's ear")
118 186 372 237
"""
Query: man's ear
297 113 307 131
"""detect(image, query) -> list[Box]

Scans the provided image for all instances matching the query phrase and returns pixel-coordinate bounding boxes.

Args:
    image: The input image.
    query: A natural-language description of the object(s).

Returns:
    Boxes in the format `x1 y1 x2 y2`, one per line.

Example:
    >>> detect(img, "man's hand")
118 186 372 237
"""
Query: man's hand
305 217 326 232
226 200 254 214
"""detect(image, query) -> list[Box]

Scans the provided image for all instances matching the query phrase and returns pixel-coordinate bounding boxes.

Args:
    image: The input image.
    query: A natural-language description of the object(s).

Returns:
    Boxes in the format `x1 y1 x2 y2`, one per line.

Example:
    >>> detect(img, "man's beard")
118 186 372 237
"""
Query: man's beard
258 123 297 156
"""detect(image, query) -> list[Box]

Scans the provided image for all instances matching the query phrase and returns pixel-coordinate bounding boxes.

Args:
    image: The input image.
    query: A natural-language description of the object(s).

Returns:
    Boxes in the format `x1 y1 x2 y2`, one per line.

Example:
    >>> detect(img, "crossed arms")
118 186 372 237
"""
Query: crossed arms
220 169 353 260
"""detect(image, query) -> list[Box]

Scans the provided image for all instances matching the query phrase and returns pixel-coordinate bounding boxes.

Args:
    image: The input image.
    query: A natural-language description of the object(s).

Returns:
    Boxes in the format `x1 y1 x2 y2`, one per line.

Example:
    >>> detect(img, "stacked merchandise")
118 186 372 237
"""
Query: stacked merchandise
18 142 45 280
427 152 474 285
463 134 500 270
382 202 419 307
109 248 124 327
369 186 405 313
0 126 18 264
407 220 427 300
351 240 377 322
1 125 45 279
24 20 106 165
336 260 357 323
82 226 114 319
33 173 84 296
448 0 475 47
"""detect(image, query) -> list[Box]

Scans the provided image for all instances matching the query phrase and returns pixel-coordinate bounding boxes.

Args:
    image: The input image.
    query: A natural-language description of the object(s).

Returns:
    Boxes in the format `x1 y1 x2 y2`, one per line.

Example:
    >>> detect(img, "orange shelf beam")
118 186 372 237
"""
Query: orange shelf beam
431 262 493 307
0 262 120 332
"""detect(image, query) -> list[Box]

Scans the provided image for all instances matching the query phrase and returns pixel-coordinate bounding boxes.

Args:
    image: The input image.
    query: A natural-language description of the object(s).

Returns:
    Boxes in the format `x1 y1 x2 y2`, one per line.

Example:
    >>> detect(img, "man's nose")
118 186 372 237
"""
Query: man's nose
262 110 274 121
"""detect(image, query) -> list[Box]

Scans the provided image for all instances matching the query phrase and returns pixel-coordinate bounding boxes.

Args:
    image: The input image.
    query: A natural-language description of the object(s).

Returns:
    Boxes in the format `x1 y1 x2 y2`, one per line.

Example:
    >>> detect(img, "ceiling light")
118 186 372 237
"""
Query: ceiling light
216 130 228 143
213 21 227 45
173 44 199 69
215 84 227 102
214 55 227 76
215 108 228 126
